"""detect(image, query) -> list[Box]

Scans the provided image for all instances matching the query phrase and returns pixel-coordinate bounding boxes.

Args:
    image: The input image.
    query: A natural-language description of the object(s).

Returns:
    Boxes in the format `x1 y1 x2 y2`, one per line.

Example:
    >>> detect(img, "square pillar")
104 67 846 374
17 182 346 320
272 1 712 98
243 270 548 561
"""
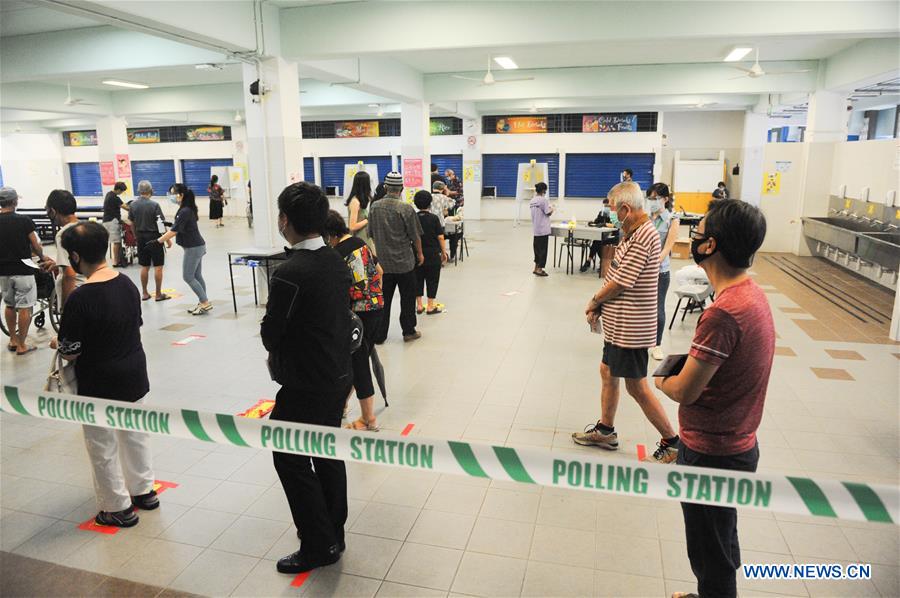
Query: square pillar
400 102 430 202
738 110 768 207
461 118 482 220
242 57 303 250
96 117 132 197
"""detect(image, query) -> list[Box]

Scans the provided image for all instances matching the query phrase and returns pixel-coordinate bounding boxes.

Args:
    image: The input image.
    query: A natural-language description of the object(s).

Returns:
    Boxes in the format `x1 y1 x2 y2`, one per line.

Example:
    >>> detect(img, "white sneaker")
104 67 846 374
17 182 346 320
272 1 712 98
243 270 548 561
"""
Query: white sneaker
650 346 665 361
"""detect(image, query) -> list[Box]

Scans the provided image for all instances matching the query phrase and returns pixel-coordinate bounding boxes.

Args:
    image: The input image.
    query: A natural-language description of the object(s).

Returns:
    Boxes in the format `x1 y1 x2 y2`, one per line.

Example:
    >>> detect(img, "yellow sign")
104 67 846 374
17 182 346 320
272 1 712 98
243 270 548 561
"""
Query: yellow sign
867 203 876 215
523 171 531 183
762 172 780 195
845 199 852 209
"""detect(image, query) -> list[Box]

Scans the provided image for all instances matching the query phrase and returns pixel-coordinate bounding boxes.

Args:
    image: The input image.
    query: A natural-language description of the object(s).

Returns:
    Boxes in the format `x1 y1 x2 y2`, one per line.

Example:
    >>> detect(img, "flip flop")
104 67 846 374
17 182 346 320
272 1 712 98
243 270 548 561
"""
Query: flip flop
15 345 38 356
155 294 171 302
142 295 152 301
344 418 379 432
7 344 17 352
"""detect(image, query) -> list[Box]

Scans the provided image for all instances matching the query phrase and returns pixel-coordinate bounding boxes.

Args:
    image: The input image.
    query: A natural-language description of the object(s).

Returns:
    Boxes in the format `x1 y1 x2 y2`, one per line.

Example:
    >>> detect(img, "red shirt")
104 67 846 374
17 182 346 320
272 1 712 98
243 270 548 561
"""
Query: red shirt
679 278 775 455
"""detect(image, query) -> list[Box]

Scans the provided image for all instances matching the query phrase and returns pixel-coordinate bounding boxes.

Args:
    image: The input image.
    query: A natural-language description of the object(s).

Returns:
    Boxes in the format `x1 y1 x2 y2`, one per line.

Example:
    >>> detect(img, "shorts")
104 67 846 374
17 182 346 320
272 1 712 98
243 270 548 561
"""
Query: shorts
137 234 165 267
103 220 122 243
0 275 37 309
602 342 649 379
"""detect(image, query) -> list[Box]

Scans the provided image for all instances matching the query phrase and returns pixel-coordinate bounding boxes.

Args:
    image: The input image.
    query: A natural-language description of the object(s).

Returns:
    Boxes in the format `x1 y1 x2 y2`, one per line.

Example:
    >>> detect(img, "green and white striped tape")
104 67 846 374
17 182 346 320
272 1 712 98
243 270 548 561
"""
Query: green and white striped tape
2 385 897 525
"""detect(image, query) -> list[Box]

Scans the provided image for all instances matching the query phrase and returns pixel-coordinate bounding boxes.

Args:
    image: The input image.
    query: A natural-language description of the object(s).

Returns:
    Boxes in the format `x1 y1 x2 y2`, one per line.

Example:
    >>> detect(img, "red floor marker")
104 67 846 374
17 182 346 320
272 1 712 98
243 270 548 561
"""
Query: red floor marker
78 518 120 535
636 444 647 462
290 572 311 588
401 423 414 436
153 480 179 495
173 334 206 346
237 398 276 419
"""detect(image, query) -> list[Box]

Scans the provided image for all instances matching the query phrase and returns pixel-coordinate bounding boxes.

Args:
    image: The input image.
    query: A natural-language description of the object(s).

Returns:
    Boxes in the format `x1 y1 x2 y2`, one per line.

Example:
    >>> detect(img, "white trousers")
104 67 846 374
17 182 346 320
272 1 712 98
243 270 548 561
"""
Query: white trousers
82 423 155 512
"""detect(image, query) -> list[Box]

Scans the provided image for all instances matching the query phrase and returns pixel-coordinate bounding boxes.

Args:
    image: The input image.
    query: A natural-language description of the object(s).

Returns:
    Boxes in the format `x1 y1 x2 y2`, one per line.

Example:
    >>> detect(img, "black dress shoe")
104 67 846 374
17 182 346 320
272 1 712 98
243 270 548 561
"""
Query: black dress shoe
276 545 341 574
295 530 345 553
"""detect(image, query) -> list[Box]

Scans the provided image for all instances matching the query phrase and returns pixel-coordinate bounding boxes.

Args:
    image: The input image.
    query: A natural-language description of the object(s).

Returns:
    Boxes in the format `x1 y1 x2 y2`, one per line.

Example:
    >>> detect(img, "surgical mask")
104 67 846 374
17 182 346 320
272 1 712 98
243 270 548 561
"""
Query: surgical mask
617 206 630 229
608 210 619 226
167 194 179 205
646 199 661 214
691 236 715 265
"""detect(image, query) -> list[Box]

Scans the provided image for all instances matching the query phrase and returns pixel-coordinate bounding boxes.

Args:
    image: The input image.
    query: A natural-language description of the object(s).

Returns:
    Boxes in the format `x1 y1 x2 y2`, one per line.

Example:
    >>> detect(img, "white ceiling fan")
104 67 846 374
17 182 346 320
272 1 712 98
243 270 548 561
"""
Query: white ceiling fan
451 57 534 86
509 102 548 113
730 48 811 79
63 82 95 106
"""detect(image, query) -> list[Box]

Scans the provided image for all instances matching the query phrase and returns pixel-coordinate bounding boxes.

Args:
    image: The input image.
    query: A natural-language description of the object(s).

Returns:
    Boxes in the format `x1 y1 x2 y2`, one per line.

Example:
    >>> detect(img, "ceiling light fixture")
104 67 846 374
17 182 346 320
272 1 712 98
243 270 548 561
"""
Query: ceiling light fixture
195 63 224 71
493 56 518 70
367 103 379 108
724 47 752 62
102 79 149 89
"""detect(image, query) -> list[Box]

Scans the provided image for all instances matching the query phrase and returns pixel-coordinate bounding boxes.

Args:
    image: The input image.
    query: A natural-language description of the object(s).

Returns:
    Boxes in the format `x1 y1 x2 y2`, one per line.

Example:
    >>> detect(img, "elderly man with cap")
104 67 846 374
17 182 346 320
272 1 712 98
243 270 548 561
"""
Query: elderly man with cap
129 180 172 301
0 187 50 354
368 172 424 343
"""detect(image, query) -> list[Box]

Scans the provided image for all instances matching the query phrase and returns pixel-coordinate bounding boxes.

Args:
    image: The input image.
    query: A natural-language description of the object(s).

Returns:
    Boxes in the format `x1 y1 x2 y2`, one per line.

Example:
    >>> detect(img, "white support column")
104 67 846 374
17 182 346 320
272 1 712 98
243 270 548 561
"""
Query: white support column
738 107 768 207
461 118 482 220
95 117 132 197
242 57 303 250
400 101 430 202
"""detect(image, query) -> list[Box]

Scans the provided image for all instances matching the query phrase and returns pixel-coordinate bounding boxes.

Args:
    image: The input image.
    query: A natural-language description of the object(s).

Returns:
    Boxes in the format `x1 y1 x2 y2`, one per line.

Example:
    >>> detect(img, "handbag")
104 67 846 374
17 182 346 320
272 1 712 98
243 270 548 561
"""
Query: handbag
44 351 77 394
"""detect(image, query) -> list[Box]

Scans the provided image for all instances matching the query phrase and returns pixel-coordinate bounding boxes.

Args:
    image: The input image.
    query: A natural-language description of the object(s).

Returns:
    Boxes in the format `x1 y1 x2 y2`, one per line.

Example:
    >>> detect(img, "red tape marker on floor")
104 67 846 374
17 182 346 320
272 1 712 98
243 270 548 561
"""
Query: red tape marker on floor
153 480 179 495
78 518 119 535
291 572 311 588
401 423 414 436
238 398 276 419
636 443 647 462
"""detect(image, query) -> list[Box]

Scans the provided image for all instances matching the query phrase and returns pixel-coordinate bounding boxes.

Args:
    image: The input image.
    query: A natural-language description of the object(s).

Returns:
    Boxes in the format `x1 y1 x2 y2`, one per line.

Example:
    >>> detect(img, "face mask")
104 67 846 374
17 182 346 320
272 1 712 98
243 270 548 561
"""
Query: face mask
608 210 619 226
646 199 661 213
167 194 179 205
617 206 630 228
691 236 715 265
68 253 82 275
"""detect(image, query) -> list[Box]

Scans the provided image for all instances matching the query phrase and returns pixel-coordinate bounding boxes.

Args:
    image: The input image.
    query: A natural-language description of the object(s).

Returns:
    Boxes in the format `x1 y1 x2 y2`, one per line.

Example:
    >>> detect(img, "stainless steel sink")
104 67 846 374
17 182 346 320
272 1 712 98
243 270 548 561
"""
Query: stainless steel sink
801 217 861 253
809 217 879 233
858 232 900 270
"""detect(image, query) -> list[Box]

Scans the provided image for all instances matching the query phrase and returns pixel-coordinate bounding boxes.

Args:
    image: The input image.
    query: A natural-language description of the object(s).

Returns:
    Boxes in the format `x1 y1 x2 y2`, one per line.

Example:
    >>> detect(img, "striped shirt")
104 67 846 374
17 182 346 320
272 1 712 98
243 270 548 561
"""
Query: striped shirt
601 219 660 348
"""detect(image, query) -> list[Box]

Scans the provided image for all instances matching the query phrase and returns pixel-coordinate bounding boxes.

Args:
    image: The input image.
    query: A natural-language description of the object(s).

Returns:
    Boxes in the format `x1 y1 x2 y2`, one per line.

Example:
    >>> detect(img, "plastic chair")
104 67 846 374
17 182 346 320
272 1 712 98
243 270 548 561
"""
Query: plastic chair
668 283 713 330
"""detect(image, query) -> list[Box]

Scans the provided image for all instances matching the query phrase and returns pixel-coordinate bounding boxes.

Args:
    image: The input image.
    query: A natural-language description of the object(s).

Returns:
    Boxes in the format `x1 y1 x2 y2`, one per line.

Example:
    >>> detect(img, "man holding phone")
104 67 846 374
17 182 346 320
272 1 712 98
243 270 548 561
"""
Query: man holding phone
653 199 772 598
573 182 680 464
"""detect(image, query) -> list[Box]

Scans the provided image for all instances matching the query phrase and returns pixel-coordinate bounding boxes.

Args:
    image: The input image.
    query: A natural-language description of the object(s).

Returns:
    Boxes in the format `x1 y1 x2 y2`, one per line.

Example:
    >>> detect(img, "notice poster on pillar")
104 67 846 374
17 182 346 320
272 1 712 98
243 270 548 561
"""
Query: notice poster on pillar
115 154 131 178
402 159 423 188
463 161 481 183
762 172 781 195
99 161 116 186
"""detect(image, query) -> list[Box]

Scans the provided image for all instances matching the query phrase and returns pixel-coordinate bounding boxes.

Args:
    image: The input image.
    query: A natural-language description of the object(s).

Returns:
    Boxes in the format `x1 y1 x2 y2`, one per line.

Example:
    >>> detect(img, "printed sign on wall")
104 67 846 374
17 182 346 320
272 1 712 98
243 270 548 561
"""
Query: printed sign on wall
128 129 160 144
582 114 638 133
429 119 454 136
463 161 481 183
402 159 423 188
495 117 547 134
762 172 781 195
115 154 131 178
99 161 116 186
67 131 97 146
185 126 226 142
335 121 380 138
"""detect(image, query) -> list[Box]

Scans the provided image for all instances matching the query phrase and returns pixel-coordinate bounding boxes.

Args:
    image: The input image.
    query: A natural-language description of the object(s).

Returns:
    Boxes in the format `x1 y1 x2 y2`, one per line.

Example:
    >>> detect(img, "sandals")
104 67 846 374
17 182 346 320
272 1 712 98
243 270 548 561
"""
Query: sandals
7 343 16 353
16 345 38 356
416 307 425 315
142 295 152 301
155 294 171 302
426 306 443 315
344 418 379 432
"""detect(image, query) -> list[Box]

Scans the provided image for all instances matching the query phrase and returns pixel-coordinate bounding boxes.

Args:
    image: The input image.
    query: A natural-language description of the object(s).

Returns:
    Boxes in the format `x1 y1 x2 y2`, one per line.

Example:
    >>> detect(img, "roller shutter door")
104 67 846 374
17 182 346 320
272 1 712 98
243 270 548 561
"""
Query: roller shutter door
320 156 393 191
304 157 315 183
131 160 176 196
565 153 655 198
431 154 463 178
482 153 559 197
68 162 102 197
181 159 234 196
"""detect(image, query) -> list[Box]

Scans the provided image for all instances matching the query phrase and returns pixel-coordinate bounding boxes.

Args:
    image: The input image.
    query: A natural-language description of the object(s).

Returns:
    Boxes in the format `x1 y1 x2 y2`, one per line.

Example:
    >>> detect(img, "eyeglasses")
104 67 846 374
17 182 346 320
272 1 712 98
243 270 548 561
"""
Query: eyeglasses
689 230 708 241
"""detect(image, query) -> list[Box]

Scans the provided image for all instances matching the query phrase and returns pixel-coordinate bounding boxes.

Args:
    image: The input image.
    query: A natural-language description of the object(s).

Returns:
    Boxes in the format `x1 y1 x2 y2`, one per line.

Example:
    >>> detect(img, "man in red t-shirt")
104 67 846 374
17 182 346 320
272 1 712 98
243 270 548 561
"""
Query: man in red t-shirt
655 199 772 598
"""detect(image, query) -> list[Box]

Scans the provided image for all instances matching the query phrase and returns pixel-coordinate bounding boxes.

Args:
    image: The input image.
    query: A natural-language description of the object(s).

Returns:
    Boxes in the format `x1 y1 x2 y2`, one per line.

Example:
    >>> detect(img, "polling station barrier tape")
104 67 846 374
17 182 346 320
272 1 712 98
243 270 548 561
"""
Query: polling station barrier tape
3 385 898 525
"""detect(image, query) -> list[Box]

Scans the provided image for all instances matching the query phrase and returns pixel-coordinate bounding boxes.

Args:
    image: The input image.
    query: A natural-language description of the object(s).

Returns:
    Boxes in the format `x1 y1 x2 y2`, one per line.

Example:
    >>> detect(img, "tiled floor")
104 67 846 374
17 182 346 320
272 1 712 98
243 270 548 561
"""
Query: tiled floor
1 219 898 597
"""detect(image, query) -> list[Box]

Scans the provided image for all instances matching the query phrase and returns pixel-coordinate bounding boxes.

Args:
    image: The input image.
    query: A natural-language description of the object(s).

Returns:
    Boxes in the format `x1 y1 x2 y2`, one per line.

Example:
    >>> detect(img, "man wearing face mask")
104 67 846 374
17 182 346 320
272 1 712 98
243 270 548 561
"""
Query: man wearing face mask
654 200 772 598
573 182 680 464
45 189 85 310
129 180 172 301
261 182 353 575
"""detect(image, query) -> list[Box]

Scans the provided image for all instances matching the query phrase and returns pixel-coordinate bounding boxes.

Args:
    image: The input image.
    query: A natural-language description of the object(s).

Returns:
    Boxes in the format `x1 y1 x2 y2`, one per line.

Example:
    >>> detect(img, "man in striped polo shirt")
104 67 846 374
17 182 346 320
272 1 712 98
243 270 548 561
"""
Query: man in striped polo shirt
573 182 680 463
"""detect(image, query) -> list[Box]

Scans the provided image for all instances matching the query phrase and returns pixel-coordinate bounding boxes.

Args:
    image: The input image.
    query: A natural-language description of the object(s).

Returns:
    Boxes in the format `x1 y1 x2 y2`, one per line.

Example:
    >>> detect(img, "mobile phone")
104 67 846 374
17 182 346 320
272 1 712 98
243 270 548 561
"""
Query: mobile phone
652 353 688 377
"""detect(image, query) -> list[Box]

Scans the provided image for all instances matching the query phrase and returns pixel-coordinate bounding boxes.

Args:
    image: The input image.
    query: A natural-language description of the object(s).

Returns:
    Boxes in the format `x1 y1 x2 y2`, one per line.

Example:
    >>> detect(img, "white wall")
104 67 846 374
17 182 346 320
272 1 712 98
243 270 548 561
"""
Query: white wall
830 139 899 204
0 132 67 208
758 143 806 253
660 111 744 195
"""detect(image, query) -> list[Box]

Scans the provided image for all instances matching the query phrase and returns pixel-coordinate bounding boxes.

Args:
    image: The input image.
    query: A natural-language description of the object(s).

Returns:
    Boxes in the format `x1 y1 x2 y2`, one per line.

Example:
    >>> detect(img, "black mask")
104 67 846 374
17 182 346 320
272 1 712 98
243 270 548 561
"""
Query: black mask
691 236 714 265
68 253 82 275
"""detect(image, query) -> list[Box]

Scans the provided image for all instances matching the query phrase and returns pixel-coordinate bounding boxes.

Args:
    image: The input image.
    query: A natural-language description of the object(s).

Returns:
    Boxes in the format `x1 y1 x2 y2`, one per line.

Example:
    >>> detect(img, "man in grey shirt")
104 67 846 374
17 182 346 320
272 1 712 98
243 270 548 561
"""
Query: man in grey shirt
129 180 172 301
368 172 423 343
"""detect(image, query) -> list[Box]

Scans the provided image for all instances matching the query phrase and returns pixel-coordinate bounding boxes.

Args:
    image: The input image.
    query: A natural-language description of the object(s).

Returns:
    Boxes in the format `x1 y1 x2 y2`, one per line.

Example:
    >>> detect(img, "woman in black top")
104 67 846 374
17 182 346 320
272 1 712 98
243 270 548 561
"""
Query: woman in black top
208 174 226 228
57 221 157 528
102 182 128 267
412 191 448 315
158 184 211 315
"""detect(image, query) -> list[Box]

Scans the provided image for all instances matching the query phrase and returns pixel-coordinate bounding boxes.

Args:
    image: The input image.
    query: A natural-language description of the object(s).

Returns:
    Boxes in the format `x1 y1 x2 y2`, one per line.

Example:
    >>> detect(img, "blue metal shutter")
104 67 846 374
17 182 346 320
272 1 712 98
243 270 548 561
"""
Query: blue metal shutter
482 153 559 197
320 156 393 191
131 160 176 196
303 157 315 182
181 159 234 196
69 162 102 197
431 154 463 178
564 153 655 198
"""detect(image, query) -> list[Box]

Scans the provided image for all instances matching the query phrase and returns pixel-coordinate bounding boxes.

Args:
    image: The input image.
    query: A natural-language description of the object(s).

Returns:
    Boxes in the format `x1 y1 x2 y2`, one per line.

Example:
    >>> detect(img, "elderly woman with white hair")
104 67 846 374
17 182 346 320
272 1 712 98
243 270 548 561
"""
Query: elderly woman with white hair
573 181 681 465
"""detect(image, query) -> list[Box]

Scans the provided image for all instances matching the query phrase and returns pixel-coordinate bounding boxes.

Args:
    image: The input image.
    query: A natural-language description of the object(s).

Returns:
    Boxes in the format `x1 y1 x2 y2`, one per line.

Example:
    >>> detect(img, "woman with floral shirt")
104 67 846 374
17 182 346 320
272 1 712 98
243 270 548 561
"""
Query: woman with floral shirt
323 210 384 431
